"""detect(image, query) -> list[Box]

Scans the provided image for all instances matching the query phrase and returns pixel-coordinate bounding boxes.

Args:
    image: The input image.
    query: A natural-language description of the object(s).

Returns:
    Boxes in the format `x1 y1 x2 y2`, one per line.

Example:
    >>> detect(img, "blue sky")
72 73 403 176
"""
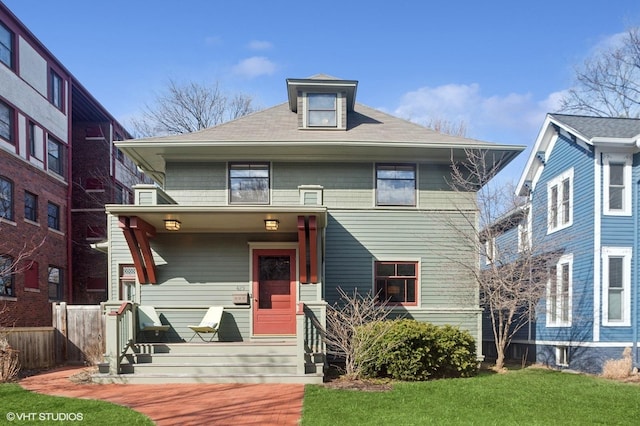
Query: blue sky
3 0 640 180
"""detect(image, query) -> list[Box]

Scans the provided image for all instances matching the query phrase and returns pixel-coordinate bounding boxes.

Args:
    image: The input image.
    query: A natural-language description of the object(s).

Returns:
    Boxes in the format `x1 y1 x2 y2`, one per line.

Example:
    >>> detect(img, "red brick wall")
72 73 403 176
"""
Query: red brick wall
0 150 68 327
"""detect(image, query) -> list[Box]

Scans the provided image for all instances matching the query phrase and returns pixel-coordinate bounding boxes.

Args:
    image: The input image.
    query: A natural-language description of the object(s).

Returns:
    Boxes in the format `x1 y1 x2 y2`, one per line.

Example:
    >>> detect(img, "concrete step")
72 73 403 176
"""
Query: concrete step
134 352 297 364
92 372 324 384
134 342 297 356
131 362 298 375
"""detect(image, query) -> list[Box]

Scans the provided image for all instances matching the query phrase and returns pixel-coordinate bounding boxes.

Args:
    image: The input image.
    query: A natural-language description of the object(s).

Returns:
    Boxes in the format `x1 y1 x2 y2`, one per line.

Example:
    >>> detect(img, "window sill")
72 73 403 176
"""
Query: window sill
48 228 65 237
0 295 17 302
24 219 40 227
546 323 572 328
24 287 40 293
603 210 632 217
547 223 572 235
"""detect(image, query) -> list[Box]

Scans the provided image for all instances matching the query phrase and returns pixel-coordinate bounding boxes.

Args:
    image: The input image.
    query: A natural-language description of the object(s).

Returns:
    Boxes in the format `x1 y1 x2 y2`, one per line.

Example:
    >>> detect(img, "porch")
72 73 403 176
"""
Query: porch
100 301 326 384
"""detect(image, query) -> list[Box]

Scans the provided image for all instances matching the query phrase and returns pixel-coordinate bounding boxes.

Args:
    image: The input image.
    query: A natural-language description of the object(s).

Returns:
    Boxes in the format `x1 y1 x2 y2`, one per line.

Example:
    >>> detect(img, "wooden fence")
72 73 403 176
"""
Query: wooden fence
1 303 105 370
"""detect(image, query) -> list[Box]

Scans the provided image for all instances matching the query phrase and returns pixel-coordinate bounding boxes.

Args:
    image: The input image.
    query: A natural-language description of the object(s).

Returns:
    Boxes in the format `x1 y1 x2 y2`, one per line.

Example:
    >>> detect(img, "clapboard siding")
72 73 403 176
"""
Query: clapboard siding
165 162 227 204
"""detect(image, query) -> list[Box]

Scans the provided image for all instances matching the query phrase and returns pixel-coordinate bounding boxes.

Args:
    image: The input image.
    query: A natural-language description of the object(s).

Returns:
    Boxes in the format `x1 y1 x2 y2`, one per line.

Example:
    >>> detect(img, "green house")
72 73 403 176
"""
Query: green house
101 75 523 383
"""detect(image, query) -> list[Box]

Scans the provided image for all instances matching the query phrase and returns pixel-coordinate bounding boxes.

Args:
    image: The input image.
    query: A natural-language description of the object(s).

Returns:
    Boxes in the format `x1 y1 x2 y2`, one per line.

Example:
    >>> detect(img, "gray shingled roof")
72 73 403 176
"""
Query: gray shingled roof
549 113 640 140
130 102 500 146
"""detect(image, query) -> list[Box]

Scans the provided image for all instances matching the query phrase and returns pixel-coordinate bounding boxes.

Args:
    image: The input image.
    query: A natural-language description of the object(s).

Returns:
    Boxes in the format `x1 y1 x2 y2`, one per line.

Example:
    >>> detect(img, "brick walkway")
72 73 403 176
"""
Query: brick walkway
20 367 305 425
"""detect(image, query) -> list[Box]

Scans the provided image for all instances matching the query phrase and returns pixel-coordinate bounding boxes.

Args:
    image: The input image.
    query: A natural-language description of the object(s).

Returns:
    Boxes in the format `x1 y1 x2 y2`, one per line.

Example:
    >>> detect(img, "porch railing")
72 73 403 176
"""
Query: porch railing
103 301 135 374
296 301 327 375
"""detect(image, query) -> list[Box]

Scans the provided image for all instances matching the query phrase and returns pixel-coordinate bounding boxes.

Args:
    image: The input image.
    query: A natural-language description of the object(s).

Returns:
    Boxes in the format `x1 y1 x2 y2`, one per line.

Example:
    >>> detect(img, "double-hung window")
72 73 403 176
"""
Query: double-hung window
547 254 572 326
47 202 60 230
603 154 632 215
602 247 631 326
0 21 13 69
547 169 573 233
24 191 37 222
376 164 416 206
375 261 418 306
0 176 13 221
47 136 64 177
0 99 13 143
229 163 270 204
307 93 337 127
0 254 14 296
48 266 62 300
50 69 63 110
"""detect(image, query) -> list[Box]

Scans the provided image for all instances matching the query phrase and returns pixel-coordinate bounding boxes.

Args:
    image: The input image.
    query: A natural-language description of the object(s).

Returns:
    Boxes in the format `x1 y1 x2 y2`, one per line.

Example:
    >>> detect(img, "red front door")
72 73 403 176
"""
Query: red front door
252 249 296 335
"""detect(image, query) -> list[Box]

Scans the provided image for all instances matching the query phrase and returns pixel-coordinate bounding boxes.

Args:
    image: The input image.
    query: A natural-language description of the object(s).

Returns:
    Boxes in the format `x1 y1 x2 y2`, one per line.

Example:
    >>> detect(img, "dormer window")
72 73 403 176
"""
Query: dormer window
307 93 337 127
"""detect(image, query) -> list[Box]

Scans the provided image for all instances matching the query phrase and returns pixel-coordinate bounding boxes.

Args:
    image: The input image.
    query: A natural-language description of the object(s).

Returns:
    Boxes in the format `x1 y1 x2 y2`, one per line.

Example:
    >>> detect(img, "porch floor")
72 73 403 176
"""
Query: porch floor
20 366 304 425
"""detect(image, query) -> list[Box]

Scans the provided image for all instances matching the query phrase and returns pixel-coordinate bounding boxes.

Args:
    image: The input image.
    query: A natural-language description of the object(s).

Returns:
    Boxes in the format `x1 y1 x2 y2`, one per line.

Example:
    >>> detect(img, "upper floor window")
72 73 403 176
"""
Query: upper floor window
0 22 13 69
0 176 13 221
0 99 14 143
50 69 63 110
547 168 573 233
229 163 270 204
603 154 632 216
24 191 37 222
307 93 337 127
547 254 572 327
47 136 64 177
375 261 418 306
0 254 14 297
47 202 60 230
602 247 632 326
376 164 416 206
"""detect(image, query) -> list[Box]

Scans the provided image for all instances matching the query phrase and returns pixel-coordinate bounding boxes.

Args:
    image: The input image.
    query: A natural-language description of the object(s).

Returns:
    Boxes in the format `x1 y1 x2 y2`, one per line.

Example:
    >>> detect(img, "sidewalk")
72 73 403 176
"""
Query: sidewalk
20 367 304 425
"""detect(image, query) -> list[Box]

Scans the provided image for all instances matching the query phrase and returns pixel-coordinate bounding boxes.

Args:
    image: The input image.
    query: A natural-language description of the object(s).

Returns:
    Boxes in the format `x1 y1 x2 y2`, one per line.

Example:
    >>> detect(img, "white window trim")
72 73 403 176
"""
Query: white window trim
603 154 632 216
547 253 573 327
555 346 569 367
547 168 573 234
602 247 632 326
518 207 532 253
484 237 495 265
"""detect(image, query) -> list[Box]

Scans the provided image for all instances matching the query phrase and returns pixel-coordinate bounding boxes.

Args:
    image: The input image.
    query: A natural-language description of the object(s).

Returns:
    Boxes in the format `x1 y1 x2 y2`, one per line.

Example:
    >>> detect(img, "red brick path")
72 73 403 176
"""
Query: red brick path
20 367 304 425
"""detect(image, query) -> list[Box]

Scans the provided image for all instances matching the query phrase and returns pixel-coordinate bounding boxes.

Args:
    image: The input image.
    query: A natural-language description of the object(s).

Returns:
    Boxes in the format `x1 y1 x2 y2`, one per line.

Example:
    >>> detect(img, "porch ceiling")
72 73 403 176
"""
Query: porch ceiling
106 205 327 233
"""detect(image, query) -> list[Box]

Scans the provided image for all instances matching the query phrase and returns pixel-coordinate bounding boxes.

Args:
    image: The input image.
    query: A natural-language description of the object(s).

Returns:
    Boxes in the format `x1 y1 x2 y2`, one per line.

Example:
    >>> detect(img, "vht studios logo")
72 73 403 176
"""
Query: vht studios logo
6 412 84 422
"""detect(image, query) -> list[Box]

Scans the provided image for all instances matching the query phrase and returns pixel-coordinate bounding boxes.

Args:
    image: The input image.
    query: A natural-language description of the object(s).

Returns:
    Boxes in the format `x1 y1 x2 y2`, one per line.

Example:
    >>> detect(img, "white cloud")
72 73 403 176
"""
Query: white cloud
232 56 277 78
248 40 273 50
394 83 565 145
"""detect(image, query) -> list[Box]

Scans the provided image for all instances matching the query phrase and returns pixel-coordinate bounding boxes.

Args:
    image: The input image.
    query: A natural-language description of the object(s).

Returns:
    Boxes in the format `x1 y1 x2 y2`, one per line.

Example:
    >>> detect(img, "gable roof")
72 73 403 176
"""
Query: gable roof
118 91 524 185
517 113 640 195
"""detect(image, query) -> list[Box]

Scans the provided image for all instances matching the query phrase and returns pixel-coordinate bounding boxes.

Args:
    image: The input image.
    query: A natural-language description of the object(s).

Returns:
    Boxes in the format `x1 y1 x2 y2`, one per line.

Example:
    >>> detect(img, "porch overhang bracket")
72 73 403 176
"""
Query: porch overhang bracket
297 216 308 284
119 216 157 284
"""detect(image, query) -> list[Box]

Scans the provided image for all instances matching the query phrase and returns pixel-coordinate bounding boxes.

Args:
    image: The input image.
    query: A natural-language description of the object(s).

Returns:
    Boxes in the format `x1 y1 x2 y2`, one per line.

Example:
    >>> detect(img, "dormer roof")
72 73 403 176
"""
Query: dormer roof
286 74 358 113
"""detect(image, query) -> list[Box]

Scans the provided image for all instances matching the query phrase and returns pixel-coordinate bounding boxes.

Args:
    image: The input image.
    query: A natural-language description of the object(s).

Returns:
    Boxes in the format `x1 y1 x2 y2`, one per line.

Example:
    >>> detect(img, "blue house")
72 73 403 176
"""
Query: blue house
516 113 640 373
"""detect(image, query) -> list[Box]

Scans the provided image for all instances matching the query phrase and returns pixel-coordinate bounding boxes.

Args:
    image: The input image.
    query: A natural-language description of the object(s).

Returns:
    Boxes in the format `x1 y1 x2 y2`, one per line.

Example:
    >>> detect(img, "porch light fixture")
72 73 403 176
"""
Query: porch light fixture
264 219 279 231
164 219 181 231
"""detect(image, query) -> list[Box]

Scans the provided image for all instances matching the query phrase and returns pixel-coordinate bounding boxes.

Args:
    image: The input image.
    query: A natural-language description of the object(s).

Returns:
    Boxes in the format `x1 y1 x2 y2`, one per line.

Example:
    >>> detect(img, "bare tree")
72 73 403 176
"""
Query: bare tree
561 27 640 117
324 288 395 379
447 149 556 370
427 118 468 137
129 79 257 137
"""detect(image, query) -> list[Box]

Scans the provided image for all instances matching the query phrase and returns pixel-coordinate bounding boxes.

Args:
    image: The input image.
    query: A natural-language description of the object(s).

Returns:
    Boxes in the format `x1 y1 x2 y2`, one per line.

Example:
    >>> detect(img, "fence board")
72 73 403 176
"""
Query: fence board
1 327 55 370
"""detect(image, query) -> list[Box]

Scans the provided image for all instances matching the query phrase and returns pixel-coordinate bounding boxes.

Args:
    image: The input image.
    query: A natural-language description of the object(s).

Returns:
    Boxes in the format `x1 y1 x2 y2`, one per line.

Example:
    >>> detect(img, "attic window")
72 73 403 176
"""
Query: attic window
307 93 337 127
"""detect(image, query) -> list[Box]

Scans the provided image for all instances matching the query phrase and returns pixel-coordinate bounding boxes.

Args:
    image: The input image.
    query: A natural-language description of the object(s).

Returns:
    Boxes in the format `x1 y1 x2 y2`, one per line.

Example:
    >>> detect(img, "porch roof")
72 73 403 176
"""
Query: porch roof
105 205 327 233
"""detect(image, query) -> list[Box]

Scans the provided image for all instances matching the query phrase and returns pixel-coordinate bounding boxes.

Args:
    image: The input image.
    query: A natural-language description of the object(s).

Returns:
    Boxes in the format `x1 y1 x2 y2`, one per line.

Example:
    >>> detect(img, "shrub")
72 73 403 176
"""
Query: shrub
0 337 20 383
601 347 633 379
356 319 478 381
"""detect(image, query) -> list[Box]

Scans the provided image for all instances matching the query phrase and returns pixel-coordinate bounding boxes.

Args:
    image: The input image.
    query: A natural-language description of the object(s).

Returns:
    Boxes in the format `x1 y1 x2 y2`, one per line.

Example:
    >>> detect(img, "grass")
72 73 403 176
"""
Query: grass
0 383 153 425
301 368 640 425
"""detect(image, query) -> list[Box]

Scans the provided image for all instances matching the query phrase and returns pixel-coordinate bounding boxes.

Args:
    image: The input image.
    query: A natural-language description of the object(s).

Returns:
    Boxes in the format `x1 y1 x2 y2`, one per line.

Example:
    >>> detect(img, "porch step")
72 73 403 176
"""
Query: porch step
101 341 324 384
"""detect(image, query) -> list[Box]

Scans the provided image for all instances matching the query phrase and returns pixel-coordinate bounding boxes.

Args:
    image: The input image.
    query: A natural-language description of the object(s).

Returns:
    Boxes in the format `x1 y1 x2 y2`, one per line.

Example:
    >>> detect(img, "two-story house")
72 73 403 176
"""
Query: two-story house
517 113 640 373
101 75 523 383
0 3 149 326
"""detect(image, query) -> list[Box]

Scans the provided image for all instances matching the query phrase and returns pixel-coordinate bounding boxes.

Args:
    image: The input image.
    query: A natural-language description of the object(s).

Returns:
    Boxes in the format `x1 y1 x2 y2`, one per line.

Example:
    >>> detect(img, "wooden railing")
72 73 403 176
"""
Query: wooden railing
103 301 135 374
296 301 327 375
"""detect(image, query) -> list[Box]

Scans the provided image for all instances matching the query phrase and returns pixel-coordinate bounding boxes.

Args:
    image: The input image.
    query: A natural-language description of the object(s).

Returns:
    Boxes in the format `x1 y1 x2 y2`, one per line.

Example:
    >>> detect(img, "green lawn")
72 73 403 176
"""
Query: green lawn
0 384 153 425
301 368 640 425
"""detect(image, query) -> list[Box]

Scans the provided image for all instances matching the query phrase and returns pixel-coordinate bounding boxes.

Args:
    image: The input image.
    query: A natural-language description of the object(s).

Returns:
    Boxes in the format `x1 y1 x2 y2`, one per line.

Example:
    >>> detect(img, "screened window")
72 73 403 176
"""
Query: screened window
376 164 416 206
24 191 37 222
547 169 573 233
47 136 64 176
0 99 13 142
50 69 63 110
47 202 60 230
307 93 337 127
229 163 270 204
0 21 13 69
0 254 14 296
547 255 572 326
0 176 13 221
375 261 418 306
48 266 62 300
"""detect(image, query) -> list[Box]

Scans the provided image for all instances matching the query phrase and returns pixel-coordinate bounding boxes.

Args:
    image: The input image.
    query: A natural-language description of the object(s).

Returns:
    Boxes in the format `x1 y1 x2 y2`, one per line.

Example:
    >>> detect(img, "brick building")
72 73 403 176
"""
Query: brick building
0 3 149 325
